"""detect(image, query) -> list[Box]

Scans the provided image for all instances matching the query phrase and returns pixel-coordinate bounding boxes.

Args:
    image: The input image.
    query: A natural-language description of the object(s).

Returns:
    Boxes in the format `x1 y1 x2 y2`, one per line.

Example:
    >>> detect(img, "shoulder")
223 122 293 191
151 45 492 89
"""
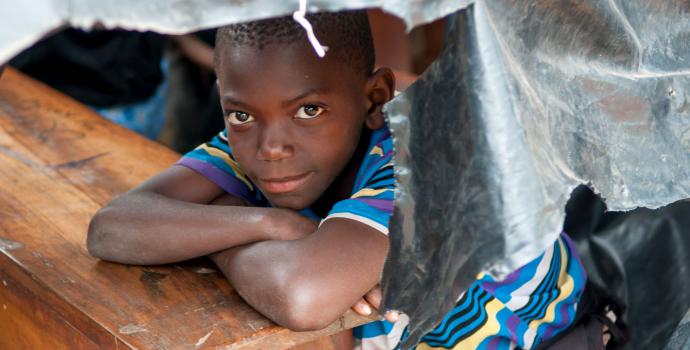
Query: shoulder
353 126 394 192
176 130 267 206
325 126 395 235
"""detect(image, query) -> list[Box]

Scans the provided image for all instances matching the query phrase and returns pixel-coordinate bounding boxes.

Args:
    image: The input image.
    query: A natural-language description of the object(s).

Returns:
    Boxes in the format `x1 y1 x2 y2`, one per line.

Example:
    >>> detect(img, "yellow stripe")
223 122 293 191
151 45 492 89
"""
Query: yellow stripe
416 299 503 350
351 188 392 198
199 144 254 190
529 238 574 330
370 146 384 157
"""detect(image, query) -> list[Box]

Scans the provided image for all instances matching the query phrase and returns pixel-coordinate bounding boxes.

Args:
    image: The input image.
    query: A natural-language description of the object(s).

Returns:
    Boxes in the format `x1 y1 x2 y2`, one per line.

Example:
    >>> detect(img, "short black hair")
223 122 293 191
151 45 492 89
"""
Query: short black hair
215 10 375 77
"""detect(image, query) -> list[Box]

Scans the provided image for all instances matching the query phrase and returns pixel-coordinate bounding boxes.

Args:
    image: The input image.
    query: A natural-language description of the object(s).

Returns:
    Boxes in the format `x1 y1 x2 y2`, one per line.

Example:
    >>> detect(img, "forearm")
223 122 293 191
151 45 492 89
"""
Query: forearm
211 219 388 331
87 191 290 265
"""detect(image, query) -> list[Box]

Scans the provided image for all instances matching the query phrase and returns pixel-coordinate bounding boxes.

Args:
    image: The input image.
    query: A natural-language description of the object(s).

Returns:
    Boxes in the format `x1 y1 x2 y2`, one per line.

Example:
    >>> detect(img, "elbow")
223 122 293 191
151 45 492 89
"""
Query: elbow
272 284 338 332
279 309 333 332
225 246 343 331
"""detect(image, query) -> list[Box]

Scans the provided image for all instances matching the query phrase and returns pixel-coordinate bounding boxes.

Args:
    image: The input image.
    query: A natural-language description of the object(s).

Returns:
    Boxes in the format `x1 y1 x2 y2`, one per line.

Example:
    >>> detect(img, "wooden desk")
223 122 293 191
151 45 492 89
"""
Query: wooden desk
0 68 372 349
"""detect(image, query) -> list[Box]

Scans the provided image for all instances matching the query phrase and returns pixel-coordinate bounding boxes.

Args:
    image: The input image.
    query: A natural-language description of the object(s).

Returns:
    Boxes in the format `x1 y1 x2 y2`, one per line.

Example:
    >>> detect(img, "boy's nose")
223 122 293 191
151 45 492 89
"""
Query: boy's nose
256 123 294 161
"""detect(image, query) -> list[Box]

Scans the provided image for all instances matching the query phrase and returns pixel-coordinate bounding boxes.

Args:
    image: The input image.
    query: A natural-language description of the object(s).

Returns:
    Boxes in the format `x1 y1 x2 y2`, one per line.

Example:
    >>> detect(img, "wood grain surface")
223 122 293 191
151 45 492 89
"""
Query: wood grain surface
0 68 375 349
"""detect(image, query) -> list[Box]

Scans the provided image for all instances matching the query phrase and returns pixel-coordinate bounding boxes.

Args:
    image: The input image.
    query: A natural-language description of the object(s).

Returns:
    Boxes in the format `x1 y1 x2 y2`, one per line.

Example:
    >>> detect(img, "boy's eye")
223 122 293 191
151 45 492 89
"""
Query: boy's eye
295 105 324 119
227 111 255 125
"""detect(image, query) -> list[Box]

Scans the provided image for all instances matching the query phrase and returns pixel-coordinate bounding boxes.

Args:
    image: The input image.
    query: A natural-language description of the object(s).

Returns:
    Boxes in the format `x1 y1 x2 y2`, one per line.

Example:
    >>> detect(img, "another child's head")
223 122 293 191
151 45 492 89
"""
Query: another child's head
214 10 394 210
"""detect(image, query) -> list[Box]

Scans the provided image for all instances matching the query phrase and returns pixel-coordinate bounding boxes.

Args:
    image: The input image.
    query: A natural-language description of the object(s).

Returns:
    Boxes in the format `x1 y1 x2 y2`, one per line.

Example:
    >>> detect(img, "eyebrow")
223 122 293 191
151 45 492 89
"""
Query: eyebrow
281 88 332 107
222 88 332 109
221 95 252 110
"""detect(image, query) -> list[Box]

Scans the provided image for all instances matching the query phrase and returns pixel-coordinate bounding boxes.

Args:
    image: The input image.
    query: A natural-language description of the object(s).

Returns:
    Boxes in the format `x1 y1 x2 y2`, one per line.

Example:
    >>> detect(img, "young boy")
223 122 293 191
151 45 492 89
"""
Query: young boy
88 10 587 349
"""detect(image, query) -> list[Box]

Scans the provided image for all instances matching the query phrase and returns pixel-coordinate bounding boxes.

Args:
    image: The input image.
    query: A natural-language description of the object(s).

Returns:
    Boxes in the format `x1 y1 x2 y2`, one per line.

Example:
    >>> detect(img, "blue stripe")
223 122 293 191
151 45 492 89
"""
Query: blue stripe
353 320 395 339
519 244 562 322
367 171 394 185
497 248 547 296
516 243 560 319
366 178 396 190
353 127 392 190
422 291 493 347
424 285 480 337
422 288 492 344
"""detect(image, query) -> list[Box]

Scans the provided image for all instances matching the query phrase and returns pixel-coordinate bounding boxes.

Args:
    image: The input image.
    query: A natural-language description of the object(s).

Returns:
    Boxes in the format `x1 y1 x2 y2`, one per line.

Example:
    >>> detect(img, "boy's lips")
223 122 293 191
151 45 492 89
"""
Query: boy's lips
258 172 314 194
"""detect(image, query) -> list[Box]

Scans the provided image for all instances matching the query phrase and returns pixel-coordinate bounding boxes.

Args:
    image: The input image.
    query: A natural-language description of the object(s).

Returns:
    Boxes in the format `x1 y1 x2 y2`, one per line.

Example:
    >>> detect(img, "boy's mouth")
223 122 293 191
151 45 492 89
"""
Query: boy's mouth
258 172 314 194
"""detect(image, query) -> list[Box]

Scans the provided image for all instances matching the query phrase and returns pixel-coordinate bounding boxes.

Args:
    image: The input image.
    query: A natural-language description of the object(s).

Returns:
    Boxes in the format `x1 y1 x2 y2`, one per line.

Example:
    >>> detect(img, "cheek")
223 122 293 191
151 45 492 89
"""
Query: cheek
226 134 255 169
311 123 361 169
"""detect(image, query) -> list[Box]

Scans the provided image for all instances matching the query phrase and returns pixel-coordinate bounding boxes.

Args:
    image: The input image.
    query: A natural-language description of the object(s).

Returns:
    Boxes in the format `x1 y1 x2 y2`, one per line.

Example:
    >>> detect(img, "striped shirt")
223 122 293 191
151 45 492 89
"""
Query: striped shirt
354 233 586 350
177 126 585 350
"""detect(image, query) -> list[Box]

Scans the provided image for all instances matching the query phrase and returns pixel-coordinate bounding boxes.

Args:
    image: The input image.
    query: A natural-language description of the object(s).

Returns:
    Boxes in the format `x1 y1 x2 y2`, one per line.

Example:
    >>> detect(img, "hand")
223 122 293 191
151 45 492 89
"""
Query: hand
351 285 400 322
271 209 319 241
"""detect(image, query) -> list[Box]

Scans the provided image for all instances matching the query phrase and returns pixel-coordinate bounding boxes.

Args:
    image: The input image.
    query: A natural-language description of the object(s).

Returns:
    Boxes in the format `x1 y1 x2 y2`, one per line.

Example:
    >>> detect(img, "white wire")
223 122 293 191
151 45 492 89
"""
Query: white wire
292 0 327 58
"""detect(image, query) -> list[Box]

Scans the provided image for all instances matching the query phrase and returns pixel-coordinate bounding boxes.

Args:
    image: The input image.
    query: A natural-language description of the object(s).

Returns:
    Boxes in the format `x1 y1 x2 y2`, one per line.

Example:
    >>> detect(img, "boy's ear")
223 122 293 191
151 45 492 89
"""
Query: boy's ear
364 67 395 130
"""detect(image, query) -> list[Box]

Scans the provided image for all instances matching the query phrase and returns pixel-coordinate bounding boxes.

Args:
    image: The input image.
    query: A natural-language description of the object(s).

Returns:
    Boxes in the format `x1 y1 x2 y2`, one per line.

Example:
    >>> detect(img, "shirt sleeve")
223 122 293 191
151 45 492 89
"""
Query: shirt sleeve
323 145 395 235
175 131 266 206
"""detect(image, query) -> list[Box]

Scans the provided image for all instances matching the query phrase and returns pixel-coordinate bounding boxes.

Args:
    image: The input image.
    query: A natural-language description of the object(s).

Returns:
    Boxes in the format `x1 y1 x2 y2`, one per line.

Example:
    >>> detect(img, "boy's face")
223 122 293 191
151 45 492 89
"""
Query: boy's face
216 41 376 210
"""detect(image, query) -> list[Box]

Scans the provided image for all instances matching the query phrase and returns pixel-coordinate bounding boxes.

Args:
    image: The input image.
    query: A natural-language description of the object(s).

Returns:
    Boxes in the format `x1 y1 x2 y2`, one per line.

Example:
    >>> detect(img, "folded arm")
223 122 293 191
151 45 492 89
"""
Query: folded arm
211 217 388 331
87 165 316 264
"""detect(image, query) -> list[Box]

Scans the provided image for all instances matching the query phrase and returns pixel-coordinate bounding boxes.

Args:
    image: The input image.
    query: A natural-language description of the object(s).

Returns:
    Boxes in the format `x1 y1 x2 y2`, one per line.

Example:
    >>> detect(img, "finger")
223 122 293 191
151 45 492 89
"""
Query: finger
384 310 400 323
363 287 382 309
602 325 611 345
352 299 372 316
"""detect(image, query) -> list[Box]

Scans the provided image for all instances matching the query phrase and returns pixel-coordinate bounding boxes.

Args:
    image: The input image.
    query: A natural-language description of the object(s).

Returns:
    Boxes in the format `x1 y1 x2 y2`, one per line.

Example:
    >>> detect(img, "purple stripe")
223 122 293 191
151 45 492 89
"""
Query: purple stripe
542 300 574 340
507 313 521 329
506 314 522 341
487 337 502 350
354 198 393 213
371 127 390 145
560 232 587 280
480 267 522 294
176 158 259 205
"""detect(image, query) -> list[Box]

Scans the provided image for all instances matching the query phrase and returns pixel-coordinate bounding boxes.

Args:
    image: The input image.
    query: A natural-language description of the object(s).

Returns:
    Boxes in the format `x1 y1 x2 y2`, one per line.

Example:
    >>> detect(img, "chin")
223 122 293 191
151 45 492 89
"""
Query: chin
266 194 315 211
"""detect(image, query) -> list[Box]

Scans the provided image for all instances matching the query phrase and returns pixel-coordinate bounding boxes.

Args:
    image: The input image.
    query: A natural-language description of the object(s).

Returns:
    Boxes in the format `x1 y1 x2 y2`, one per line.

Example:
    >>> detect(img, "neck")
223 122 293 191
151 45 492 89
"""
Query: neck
311 127 373 218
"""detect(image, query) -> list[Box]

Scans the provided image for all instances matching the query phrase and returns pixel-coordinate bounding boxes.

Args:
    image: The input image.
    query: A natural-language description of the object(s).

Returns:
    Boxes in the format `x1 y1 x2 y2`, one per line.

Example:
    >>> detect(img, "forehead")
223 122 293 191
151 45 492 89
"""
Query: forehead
216 41 364 99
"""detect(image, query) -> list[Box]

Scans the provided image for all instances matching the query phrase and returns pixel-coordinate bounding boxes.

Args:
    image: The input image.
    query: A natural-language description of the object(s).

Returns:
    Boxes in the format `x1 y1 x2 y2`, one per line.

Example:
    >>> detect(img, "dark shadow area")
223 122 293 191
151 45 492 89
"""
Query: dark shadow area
564 185 690 350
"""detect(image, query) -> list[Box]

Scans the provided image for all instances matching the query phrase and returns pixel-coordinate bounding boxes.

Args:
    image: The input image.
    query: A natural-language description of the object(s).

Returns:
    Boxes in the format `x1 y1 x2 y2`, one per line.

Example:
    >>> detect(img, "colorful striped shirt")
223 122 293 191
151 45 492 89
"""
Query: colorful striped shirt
176 126 586 350
354 233 586 350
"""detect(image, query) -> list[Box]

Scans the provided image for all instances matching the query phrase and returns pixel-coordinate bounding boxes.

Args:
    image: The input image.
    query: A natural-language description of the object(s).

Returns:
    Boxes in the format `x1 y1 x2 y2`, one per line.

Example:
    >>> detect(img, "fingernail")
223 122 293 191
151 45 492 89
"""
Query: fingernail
361 304 371 315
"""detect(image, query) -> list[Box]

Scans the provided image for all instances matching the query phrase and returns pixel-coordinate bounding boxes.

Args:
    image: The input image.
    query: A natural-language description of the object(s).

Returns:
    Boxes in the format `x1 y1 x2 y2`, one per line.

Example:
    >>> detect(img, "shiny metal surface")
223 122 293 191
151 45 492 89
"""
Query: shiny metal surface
382 1 690 347
0 0 472 65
